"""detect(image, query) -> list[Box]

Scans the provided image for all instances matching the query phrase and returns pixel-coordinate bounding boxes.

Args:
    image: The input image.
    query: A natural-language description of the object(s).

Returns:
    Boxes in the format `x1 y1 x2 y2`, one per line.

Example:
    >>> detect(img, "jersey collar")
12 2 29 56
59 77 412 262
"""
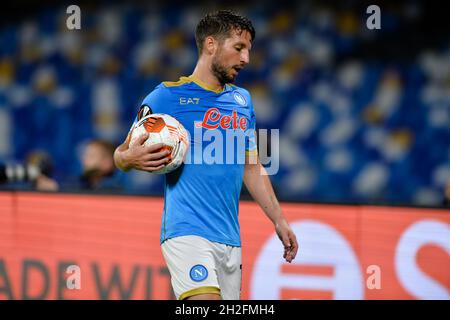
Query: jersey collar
185 75 232 94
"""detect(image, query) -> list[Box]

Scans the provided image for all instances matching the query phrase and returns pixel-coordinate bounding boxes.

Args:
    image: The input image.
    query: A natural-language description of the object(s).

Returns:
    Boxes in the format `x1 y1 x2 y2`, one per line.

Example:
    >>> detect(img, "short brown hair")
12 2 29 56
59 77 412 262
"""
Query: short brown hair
195 10 255 55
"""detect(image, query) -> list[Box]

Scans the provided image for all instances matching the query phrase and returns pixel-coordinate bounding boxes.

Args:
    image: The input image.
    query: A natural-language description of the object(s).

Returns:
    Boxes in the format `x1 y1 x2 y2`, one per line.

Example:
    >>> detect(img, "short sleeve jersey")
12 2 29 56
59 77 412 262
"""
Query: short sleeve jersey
130 75 257 247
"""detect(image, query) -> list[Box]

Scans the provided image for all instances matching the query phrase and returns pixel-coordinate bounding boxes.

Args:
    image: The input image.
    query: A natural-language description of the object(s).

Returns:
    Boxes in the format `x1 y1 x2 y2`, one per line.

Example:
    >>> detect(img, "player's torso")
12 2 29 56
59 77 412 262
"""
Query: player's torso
147 79 254 246
164 82 253 165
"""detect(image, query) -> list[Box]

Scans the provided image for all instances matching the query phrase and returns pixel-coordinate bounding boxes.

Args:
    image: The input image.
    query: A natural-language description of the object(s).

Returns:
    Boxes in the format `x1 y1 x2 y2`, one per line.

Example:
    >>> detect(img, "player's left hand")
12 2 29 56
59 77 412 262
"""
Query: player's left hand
275 217 298 263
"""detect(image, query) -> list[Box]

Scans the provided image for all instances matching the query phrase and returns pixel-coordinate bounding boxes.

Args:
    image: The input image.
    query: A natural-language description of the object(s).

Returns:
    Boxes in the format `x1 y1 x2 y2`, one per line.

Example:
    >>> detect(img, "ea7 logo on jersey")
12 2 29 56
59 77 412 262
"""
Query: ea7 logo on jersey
180 97 200 105
138 105 153 120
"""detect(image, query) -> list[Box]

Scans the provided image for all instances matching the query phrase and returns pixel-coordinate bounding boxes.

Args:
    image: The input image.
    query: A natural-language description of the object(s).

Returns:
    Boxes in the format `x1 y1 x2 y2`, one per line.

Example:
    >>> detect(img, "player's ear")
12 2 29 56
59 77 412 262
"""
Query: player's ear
204 36 217 55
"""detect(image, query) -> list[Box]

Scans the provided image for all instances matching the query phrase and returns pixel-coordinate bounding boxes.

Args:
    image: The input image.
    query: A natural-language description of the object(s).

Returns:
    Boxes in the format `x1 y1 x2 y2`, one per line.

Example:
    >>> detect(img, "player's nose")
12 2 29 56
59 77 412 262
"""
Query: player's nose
240 50 250 65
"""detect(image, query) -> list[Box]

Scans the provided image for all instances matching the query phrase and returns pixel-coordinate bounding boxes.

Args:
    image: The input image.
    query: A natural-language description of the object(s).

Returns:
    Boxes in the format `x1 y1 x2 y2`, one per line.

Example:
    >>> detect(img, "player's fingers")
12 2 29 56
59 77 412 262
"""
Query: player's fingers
287 247 297 262
281 233 291 250
283 231 298 263
283 235 296 262
134 133 149 146
284 248 292 263
129 133 148 149
290 233 299 259
141 164 166 172
145 143 165 152
144 149 171 161
141 150 169 160
281 233 292 262
143 157 170 167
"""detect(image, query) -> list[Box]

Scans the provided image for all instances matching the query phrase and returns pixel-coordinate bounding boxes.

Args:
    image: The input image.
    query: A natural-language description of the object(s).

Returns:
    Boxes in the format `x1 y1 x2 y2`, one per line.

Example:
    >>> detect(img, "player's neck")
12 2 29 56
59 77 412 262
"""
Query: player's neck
191 62 224 92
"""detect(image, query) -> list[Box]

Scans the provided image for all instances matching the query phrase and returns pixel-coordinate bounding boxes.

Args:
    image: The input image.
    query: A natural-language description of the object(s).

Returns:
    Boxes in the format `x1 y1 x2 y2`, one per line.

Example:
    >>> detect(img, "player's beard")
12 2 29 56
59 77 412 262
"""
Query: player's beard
211 56 236 86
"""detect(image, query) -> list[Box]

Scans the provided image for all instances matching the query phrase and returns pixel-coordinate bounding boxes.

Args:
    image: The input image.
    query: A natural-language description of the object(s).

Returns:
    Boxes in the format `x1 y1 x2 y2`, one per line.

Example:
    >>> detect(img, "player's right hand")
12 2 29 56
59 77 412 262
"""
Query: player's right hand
125 133 171 172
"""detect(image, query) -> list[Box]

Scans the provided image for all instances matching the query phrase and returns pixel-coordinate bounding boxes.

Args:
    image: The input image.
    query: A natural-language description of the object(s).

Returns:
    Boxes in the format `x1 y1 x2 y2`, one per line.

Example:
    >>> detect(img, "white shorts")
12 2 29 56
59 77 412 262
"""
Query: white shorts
161 235 242 300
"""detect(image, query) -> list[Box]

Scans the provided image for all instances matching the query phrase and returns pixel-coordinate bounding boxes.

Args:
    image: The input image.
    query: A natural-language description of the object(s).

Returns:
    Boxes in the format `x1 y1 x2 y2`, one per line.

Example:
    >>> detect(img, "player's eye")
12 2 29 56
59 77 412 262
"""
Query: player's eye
235 47 242 52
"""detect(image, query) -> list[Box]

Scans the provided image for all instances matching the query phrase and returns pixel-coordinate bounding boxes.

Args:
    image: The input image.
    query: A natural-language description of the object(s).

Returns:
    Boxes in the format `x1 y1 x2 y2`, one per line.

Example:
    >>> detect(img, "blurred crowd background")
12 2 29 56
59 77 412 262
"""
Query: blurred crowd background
0 0 449 206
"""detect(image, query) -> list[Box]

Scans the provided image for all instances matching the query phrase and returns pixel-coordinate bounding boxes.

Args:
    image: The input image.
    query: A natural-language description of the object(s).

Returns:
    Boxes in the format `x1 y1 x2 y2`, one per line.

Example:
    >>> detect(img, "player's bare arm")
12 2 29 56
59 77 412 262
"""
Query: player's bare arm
114 133 171 172
244 155 299 263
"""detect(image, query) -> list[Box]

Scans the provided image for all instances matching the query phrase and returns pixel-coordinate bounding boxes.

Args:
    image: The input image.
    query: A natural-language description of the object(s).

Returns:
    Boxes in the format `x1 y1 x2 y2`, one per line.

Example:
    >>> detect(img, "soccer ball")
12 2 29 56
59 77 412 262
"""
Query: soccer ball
130 113 189 174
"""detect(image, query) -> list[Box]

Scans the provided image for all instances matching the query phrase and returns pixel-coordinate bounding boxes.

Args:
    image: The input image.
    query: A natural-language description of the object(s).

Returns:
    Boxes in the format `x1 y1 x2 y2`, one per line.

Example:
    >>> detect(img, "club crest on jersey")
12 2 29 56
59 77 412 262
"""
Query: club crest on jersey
195 108 248 130
233 91 247 106
138 105 153 120
189 265 208 282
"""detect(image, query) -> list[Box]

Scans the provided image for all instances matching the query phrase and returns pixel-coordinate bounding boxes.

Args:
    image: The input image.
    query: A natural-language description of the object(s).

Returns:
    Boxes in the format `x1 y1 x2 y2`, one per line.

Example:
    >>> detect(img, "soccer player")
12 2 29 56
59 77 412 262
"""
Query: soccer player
114 10 298 300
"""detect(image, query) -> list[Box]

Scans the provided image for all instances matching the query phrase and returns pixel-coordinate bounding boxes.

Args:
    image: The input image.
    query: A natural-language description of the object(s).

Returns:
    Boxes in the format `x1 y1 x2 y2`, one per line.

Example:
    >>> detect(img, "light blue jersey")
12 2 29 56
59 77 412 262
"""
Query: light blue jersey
130 75 257 247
